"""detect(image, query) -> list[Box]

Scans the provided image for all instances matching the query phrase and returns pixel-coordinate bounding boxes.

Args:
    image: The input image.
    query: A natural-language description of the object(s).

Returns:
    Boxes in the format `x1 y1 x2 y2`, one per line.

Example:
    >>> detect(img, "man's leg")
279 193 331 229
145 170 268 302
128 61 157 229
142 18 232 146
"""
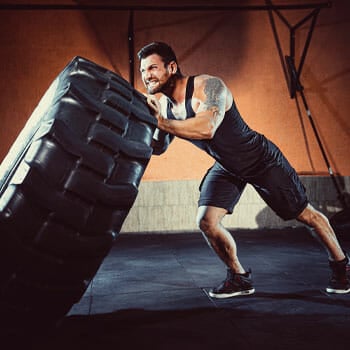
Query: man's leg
297 204 350 294
197 162 255 298
197 205 245 274
248 147 349 293
297 203 345 261
197 205 255 298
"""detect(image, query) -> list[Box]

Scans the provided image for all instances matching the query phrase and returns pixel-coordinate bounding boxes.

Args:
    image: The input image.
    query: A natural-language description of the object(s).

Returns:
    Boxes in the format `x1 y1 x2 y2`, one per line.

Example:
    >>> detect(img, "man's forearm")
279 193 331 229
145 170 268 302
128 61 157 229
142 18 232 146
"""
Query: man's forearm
157 111 219 140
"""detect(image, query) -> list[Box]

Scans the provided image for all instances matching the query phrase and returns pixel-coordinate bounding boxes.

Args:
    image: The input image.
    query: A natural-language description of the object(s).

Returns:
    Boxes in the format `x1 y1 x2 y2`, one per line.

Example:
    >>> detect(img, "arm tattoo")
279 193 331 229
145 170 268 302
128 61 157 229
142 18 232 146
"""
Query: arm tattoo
203 78 225 113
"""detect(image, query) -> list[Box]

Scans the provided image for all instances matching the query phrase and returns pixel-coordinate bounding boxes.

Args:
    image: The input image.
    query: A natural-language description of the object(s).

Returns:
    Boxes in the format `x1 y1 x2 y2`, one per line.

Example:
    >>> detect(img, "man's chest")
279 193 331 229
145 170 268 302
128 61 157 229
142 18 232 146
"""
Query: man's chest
162 98 199 120
170 102 187 120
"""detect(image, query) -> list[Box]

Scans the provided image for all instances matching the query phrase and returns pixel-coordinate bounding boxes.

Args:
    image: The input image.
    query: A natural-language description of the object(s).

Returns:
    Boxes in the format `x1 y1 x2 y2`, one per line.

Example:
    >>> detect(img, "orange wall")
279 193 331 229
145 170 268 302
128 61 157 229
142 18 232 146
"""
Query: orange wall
0 0 349 181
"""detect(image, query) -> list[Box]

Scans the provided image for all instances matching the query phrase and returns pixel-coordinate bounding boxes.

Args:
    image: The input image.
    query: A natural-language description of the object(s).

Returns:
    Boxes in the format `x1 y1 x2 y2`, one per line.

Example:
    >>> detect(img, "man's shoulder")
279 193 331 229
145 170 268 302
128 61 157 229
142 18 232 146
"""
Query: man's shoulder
193 75 228 100
194 74 225 88
194 74 220 82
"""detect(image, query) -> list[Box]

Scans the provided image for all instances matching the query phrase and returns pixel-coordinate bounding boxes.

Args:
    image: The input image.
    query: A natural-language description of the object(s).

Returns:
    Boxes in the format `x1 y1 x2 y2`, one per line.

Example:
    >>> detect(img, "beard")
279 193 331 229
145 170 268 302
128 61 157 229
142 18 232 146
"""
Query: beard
146 74 176 95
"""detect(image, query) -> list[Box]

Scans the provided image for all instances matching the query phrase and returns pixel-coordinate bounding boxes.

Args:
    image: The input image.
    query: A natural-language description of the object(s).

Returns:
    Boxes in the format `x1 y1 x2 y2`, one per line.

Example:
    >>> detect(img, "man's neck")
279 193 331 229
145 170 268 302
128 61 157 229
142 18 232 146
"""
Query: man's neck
163 75 188 105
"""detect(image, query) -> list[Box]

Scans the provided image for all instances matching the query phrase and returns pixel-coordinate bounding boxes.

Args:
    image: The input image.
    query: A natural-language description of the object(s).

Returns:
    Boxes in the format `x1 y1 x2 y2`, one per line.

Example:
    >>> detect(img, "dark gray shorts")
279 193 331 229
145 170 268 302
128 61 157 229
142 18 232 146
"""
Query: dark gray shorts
198 160 308 221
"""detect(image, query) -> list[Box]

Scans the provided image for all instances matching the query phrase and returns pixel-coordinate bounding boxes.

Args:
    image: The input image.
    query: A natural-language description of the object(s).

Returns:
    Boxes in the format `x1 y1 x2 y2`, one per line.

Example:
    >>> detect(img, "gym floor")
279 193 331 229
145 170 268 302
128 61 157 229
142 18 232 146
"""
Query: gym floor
5 226 350 350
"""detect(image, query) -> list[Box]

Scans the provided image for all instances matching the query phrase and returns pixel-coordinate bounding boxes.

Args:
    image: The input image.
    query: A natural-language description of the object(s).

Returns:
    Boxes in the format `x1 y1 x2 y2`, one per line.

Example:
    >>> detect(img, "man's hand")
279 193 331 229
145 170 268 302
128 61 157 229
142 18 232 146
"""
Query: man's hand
146 95 171 131
146 94 161 120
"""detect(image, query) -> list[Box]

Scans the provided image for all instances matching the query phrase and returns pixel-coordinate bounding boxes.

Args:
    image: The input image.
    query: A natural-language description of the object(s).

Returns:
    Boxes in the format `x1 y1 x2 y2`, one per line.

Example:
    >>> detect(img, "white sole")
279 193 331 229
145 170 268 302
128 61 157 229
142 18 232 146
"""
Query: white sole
326 287 350 294
208 288 255 299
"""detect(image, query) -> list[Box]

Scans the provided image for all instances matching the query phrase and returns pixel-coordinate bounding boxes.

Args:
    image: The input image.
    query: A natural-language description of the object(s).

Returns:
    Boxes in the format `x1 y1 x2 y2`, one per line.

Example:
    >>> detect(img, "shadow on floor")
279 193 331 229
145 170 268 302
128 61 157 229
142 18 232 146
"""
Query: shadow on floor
5 300 350 350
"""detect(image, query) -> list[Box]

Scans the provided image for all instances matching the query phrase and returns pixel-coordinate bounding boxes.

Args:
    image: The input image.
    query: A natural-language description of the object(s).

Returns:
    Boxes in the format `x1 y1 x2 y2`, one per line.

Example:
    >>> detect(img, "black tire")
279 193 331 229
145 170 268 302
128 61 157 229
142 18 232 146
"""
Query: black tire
0 57 157 332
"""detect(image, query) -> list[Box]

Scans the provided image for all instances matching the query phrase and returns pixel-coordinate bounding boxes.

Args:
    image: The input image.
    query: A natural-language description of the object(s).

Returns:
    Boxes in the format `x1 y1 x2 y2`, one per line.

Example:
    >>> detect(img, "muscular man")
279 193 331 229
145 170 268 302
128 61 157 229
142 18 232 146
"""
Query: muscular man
137 41 349 297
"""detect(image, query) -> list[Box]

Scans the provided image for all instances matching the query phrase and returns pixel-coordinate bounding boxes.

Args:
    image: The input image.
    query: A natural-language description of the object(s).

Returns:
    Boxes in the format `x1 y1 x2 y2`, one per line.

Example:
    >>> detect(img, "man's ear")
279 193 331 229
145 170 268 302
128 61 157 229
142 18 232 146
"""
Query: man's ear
167 61 178 75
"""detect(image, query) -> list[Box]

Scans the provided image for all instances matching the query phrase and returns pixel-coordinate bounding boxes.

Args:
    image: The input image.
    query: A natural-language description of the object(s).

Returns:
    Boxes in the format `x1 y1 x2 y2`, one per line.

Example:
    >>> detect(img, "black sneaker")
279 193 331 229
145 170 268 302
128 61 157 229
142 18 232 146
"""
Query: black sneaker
208 269 255 298
326 255 350 294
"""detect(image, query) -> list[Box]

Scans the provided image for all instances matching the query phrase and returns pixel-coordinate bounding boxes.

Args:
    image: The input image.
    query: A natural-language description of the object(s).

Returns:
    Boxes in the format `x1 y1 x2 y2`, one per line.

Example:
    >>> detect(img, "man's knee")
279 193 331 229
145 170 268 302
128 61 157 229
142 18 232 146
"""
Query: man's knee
196 208 210 232
197 206 227 235
197 212 212 233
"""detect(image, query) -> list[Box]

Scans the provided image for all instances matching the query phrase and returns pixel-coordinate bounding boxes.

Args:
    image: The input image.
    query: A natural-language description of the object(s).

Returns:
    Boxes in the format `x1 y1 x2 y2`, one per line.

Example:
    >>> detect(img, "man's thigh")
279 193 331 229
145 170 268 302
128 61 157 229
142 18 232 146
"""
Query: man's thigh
251 162 308 220
198 162 246 214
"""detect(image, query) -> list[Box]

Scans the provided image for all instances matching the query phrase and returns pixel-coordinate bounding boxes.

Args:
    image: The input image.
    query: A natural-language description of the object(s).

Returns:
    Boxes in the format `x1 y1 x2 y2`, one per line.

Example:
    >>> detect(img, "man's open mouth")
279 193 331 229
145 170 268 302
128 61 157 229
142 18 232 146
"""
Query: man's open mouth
147 80 159 88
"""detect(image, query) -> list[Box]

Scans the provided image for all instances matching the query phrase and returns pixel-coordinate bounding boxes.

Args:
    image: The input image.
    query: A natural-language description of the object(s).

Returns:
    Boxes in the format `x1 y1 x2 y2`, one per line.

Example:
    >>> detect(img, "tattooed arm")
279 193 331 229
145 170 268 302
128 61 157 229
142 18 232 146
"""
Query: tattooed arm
147 75 232 140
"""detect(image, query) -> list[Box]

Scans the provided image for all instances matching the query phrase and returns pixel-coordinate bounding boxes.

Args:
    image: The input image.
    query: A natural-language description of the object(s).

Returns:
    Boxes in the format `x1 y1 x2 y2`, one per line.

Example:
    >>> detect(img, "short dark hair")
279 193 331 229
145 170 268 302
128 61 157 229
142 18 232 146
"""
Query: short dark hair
137 42 182 76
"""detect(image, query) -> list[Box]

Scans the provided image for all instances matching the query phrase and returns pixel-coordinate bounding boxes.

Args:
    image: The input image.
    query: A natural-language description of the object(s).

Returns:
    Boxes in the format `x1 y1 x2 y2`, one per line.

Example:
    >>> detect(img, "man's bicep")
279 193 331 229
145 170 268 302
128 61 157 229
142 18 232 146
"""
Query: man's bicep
195 77 227 133
197 77 227 115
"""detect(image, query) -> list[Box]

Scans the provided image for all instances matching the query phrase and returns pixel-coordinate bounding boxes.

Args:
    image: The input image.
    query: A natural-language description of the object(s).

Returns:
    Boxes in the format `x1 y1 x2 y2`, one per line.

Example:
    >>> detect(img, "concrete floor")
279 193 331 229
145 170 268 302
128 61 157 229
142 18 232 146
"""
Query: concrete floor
3 226 350 349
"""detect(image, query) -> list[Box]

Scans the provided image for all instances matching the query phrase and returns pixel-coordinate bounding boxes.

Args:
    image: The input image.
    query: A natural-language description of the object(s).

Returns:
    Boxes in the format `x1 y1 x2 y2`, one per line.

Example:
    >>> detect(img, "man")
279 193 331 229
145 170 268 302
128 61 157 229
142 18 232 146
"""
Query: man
137 41 349 298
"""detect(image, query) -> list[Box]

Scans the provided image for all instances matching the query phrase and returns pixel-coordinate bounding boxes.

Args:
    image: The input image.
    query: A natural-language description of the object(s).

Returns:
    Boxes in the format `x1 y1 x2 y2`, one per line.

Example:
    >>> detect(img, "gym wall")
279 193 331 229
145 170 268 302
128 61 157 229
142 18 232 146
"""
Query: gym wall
0 0 349 232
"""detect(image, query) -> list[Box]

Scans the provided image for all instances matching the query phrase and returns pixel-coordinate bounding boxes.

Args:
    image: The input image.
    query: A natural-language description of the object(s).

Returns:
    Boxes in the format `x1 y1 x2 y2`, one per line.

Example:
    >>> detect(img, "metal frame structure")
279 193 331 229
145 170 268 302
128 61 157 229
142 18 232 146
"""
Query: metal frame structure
266 1 348 211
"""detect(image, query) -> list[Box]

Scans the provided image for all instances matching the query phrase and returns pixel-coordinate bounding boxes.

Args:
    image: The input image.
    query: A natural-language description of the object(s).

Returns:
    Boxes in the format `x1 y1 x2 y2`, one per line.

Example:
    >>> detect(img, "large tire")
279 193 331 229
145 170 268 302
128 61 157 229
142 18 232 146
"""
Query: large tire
0 57 157 331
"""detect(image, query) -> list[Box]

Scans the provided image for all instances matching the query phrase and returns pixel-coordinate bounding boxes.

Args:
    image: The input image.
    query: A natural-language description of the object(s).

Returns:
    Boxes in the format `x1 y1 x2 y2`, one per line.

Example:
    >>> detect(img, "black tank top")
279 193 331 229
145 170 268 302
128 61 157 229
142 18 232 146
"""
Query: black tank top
166 76 282 178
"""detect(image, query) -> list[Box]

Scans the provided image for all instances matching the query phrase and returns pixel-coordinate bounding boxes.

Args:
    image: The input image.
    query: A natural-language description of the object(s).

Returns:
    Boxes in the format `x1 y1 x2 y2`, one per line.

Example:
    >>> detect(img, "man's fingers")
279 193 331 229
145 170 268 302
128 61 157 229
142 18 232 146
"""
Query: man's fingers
147 95 156 105
147 95 159 114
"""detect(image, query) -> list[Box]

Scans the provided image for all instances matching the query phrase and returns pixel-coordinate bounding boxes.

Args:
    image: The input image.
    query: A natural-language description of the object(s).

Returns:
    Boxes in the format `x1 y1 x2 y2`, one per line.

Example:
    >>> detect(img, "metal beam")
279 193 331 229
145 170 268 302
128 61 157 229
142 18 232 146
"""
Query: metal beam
128 10 134 86
0 2 332 11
